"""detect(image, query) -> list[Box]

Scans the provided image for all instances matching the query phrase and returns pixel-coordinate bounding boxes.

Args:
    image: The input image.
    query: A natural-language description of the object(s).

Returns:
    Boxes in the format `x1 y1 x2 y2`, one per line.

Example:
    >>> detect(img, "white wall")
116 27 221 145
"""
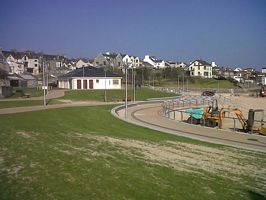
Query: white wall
189 61 212 78
69 77 121 90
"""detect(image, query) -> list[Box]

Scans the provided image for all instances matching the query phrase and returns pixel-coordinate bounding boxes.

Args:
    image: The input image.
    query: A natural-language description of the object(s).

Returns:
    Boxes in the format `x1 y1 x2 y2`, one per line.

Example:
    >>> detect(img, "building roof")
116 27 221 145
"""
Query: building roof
2 50 26 59
43 54 65 60
102 53 118 59
19 74 36 80
59 66 121 78
193 59 211 66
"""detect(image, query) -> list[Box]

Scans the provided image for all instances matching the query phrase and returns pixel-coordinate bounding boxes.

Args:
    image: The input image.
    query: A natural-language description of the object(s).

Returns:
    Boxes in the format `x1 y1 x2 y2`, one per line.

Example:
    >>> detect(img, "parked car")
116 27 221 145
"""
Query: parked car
201 90 215 96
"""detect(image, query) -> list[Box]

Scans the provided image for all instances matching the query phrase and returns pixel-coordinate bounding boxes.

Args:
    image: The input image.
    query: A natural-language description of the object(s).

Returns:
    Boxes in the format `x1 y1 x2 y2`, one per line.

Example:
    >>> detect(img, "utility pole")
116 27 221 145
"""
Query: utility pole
133 65 136 102
104 69 107 102
182 73 184 96
125 64 128 120
42 59 46 106
177 75 180 93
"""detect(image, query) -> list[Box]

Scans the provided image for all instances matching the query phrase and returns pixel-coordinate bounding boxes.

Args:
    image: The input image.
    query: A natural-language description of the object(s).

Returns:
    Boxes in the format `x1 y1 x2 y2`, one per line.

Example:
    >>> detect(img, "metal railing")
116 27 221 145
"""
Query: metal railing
161 96 265 134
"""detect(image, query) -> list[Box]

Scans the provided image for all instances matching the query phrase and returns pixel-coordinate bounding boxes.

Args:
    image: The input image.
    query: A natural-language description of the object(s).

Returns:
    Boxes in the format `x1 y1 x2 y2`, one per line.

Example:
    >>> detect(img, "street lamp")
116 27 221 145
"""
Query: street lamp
124 63 130 120
104 68 107 102
42 59 46 106
133 64 136 102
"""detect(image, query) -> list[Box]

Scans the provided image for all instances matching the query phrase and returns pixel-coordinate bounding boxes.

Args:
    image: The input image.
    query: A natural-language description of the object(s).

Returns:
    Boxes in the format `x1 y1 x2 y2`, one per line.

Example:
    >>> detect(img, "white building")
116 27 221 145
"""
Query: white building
75 59 91 68
58 66 122 90
188 59 212 78
22 54 40 75
143 55 166 69
2 51 25 74
122 54 140 68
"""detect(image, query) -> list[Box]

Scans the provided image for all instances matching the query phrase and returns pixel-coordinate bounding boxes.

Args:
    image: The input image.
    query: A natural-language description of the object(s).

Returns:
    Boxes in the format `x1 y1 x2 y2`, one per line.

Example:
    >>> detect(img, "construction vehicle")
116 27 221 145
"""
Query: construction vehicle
218 108 266 135
201 99 220 127
185 99 266 135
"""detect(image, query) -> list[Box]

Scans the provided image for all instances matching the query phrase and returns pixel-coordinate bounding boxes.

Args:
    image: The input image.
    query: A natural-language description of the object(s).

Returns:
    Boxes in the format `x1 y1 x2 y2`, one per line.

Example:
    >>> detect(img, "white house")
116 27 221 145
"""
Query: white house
58 66 122 90
3 51 25 74
188 59 212 78
262 67 266 74
122 54 140 68
22 53 40 75
143 55 166 69
75 59 91 68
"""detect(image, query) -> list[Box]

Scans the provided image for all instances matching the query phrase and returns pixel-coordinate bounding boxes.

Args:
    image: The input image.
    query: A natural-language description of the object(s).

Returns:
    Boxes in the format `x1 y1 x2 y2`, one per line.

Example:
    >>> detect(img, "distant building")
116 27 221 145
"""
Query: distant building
262 67 266 74
143 55 166 69
93 52 123 68
188 59 212 78
122 54 140 68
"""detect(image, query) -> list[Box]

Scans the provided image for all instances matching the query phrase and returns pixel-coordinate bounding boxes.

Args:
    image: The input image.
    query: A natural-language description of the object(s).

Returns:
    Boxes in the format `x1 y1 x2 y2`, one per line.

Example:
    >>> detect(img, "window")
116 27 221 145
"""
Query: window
204 66 206 70
35 64 37 67
198 66 200 70
35 59 38 62
103 61 106 65
204 72 209 77
96 79 99 83
27 68 33 73
113 79 119 85
118 62 121 66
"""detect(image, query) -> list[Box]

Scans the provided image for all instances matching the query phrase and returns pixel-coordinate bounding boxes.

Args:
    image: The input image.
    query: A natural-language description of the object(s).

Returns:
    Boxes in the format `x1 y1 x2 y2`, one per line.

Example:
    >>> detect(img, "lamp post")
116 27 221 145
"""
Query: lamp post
182 73 184 96
177 75 180 93
42 59 46 106
133 65 136 102
124 63 129 120
104 68 107 102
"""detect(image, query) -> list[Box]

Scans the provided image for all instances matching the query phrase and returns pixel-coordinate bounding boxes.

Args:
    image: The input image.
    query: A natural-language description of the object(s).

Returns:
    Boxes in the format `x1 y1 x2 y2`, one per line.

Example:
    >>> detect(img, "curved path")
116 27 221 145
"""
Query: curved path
113 102 266 153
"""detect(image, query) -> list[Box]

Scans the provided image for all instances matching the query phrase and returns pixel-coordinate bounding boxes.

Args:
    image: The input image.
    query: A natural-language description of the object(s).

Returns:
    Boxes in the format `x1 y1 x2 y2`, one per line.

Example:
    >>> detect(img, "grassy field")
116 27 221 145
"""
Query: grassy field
60 88 177 101
0 99 63 109
159 78 237 89
7 88 44 99
0 105 265 200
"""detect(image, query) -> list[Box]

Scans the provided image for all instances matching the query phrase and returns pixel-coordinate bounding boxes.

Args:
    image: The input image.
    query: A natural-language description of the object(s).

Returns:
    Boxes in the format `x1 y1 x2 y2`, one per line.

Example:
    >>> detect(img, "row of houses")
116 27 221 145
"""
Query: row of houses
1 49 266 89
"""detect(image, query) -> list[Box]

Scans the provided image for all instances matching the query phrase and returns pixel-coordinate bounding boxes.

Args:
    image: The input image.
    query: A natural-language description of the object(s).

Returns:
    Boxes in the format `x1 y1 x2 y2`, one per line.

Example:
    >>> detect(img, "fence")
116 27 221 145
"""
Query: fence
161 96 265 134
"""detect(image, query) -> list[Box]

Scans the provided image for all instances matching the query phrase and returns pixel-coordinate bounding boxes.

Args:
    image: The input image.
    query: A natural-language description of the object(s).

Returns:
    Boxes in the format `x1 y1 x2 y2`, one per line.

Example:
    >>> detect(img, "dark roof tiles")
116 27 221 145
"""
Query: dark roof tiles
59 66 121 78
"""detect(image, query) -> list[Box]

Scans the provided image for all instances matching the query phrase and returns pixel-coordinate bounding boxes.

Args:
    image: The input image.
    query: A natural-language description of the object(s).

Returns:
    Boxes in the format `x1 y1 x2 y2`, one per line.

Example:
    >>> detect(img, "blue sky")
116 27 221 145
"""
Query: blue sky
0 0 265 69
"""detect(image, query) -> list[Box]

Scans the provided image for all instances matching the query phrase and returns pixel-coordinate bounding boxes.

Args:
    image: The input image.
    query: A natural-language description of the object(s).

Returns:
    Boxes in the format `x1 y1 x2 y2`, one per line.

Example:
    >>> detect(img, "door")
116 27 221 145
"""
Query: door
83 80 87 89
89 80 93 89
77 80 81 89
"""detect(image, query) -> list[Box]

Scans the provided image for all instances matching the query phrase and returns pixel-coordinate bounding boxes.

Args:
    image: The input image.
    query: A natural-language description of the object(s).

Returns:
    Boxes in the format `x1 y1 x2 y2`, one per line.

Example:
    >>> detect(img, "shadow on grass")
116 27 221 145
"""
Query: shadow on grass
248 191 266 200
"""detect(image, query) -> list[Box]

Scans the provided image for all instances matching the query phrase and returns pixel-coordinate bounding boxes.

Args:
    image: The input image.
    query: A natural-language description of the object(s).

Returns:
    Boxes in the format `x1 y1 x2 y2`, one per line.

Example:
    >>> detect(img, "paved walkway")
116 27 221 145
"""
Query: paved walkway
113 102 266 153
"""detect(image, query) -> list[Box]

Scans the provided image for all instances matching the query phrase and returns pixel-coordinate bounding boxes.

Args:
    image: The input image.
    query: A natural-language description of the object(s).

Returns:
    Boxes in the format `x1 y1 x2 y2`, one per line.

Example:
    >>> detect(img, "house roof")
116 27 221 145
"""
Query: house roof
2 51 26 59
43 54 65 60
59 66 121 78
193 59 211 66
19 74 36 80
103 53 118 59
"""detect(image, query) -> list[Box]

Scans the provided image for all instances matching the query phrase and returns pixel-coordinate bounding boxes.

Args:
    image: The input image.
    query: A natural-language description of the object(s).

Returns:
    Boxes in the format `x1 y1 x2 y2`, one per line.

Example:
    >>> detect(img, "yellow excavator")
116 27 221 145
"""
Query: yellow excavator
218 108 266 135
199 99 266 135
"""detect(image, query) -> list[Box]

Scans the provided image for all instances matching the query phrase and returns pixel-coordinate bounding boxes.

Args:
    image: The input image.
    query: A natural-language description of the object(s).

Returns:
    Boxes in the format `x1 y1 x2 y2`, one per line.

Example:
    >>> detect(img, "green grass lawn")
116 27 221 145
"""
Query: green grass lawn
60 88 177 102
8 88 44 99
0 105 265 200
0 99 63 109
159 78 237 89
